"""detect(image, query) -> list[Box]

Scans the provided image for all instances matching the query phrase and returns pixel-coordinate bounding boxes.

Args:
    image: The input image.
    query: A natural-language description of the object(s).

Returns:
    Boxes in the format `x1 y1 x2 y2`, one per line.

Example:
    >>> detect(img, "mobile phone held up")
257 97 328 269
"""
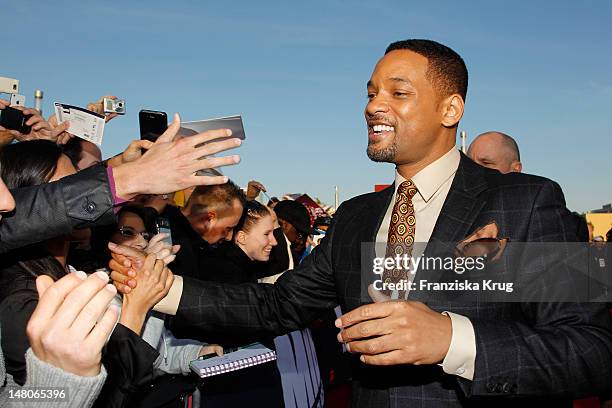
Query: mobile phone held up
139 110 167 142
0 106 32 134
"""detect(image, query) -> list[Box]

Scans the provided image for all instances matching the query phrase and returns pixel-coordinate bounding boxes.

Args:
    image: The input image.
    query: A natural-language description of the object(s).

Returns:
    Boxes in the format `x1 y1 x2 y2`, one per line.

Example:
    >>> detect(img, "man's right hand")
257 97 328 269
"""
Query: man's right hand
112 113 242 199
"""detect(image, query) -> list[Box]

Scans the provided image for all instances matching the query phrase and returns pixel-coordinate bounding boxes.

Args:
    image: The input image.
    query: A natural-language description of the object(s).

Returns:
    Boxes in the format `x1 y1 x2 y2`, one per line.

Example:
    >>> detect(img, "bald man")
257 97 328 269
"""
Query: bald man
467 131 522 173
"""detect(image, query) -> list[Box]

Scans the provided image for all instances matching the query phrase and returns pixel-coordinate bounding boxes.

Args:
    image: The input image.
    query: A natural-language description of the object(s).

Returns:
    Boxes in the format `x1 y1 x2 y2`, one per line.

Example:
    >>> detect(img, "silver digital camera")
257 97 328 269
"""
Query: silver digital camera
103 98 126 115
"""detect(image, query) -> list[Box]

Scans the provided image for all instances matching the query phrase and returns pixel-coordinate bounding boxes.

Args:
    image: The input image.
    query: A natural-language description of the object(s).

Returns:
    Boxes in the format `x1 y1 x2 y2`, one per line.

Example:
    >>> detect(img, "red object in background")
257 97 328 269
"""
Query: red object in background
375 184 391 192
294 193 331 225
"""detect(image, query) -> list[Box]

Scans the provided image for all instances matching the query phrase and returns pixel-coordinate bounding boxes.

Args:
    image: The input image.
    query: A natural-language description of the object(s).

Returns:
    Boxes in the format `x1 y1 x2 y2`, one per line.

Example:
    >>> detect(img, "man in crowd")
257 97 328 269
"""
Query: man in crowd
144 182 246 280
274 200 315 263
111 39 612 407
467 131 522 173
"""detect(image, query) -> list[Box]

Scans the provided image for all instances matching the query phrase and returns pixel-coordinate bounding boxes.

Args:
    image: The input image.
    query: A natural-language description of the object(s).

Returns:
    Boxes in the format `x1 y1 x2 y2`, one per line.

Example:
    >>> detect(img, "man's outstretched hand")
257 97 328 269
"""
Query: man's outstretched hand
112 113 242 199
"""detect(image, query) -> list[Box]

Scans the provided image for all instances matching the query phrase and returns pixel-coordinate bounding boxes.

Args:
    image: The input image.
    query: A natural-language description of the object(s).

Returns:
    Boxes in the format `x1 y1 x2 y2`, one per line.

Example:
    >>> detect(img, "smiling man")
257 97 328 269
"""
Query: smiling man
111 39 612 407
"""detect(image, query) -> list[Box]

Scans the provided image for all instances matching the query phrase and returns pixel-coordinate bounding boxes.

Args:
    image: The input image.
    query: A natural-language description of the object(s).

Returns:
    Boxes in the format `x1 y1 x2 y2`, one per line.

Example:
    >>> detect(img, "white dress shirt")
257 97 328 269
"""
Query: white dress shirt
374 147 476 380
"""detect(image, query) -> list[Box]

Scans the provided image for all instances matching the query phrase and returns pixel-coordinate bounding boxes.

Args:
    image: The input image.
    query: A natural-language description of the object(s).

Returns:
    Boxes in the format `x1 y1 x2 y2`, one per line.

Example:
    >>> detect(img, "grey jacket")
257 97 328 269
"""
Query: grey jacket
1 327 106 408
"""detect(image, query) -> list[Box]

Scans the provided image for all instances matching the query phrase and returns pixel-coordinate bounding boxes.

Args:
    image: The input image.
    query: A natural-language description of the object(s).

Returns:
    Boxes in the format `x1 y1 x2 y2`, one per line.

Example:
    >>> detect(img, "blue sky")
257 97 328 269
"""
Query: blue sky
2 0 611 212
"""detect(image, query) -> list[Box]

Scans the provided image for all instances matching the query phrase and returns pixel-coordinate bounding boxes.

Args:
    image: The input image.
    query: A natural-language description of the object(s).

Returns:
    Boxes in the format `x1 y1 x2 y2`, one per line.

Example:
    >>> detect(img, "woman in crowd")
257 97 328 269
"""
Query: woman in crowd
179 200 285 408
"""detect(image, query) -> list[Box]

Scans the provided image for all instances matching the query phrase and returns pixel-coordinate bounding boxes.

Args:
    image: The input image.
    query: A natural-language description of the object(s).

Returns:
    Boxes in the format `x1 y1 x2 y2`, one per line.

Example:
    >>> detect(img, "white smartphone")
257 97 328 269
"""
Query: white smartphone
10 94 25 107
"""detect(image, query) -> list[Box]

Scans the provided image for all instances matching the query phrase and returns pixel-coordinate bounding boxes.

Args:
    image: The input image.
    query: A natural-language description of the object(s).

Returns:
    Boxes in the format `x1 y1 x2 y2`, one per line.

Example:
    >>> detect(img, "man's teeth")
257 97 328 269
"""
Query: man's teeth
372 124 394 132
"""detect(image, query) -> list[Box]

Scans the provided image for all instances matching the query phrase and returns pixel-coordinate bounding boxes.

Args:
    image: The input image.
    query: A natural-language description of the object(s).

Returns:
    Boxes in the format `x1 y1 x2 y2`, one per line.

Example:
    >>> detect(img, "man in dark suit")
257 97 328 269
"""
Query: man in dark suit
111 39 612 407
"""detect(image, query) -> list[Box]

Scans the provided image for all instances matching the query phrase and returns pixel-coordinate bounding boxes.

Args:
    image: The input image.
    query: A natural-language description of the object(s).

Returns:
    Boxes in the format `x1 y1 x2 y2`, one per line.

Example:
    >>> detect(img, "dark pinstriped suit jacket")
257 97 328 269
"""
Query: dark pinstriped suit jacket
176 154 612 407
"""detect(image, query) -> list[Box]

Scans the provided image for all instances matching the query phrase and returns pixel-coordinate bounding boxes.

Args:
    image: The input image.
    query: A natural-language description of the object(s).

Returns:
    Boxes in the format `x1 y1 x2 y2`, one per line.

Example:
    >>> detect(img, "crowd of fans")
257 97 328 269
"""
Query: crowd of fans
0 95 344 407
0 90 609 408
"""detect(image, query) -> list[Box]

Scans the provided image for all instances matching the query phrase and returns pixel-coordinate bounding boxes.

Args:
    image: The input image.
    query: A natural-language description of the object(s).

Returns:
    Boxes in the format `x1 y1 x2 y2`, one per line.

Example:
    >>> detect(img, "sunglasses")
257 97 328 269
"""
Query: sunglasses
117 226 151 241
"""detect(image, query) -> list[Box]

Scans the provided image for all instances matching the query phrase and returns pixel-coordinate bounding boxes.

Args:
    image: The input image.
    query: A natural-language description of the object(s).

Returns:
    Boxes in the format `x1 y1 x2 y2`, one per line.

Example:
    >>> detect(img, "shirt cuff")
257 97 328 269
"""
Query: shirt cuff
440 311 476 380
106 166 129 209
153 275 183 315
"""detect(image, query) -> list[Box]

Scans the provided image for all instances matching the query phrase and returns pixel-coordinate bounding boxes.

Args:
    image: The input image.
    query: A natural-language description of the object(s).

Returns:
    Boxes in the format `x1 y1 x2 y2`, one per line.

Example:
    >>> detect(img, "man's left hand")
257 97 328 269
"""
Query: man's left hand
335 300 452 366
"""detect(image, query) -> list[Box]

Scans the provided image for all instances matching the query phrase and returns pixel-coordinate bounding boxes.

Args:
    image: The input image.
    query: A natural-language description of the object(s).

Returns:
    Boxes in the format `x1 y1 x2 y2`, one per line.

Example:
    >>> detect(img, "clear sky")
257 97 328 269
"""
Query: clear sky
2 0 611 212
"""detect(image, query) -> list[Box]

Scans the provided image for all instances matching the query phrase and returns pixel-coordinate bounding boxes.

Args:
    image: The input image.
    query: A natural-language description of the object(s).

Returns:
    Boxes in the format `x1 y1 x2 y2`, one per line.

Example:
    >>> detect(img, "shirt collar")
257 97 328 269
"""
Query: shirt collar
394 148 460 202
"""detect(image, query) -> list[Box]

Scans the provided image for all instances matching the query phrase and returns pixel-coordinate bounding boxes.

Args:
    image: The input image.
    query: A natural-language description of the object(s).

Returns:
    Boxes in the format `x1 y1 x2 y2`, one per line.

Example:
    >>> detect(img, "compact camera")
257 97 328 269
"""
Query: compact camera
103 98 126 115
0 76 19 94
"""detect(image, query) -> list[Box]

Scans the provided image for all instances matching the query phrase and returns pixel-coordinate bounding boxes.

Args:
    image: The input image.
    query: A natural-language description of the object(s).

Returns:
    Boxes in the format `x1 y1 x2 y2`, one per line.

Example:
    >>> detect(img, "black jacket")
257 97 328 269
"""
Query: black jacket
172 154 612 407
0 164 115 253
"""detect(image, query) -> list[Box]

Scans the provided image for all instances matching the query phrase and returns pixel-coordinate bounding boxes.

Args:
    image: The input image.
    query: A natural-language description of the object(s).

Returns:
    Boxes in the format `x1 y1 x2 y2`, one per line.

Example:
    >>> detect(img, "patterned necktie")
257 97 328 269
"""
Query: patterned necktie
382 179 418 299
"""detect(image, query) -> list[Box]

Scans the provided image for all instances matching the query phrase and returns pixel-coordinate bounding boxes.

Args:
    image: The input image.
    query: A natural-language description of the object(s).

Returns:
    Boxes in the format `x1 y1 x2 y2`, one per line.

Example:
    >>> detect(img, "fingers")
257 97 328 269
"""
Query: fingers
141 253 157 277
188 154 241 174
108 241 143 258
335 302 397 329
70 281 117 335
0 99 10 108
56 132 74 145
130 139 154 151
35 275 56 298
154 247 173 261
161 255 176 265
86 303 119 350
53 272 113 329
50 121 70 137
344 334 402 356
156 113 180 143
187 136 242 160
338 319 390 343
185 128 233 148
110 271 134 294
146 233 166 250
108 242 146 268
182 174 229 187
360 350 404 366
109 258 136 278
25 113 47 128
30 274 85 326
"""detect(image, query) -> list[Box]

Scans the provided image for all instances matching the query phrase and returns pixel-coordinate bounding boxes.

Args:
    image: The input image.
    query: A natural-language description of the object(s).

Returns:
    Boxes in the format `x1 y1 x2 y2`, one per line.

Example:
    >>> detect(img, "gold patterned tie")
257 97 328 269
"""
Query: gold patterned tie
382 179 418 299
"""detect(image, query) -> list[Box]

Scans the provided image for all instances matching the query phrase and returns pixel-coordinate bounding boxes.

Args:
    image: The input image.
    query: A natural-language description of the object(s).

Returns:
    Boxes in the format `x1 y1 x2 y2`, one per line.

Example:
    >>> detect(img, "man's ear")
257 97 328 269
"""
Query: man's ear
203 211 216 227
440 94 464 128
511 161 523 173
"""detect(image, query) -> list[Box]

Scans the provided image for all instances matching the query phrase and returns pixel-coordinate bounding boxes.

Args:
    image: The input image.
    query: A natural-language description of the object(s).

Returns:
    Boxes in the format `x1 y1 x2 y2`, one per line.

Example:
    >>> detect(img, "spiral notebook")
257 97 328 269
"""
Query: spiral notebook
189 343 276 378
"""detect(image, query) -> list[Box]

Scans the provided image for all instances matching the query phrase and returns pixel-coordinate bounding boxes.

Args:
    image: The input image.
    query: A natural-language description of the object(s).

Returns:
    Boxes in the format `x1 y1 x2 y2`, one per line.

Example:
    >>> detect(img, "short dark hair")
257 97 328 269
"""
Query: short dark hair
187 180 246 215
385 39 468 101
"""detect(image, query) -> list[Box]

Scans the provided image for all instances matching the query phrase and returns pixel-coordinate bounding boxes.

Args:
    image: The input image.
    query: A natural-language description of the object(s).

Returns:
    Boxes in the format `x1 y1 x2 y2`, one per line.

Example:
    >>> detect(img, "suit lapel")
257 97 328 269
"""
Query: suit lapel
352 186 393 301
410 154 489 303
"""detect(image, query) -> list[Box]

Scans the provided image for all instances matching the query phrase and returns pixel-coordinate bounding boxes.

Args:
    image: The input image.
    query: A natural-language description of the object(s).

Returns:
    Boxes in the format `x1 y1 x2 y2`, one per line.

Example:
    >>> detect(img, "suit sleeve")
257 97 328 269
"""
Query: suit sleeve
0 164 116 253
173 205 343 338
459 180 612 398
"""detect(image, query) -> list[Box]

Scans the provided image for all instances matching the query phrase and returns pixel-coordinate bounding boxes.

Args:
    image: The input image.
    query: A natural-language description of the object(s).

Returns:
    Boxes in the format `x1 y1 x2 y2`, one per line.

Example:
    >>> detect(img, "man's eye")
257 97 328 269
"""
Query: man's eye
394 92 407 97
367 93 376 100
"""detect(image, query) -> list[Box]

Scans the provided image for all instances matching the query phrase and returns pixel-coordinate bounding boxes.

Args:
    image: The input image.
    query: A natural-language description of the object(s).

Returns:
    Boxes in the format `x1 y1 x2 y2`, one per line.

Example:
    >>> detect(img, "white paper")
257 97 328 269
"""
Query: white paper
54 102 106 146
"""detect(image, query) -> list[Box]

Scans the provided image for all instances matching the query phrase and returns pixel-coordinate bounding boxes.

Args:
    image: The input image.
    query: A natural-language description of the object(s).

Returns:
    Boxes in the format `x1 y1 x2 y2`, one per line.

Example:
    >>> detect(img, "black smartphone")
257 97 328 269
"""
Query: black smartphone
139 110 168 142
0 106 32 134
